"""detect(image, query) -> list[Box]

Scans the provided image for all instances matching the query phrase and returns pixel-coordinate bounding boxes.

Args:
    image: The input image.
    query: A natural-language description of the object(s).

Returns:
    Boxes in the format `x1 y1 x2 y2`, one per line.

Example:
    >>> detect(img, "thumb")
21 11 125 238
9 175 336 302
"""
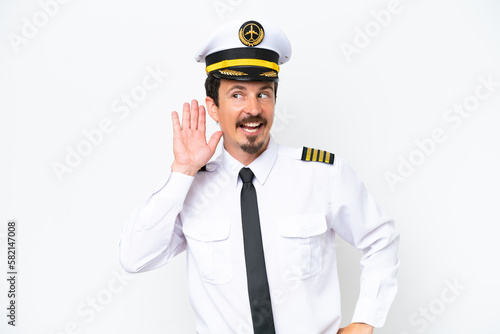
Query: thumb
207 131 223 153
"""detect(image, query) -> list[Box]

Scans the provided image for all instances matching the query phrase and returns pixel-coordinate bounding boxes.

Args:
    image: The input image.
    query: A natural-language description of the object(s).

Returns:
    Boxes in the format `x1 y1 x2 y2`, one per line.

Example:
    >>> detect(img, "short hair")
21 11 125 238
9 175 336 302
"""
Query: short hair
204 73 278 107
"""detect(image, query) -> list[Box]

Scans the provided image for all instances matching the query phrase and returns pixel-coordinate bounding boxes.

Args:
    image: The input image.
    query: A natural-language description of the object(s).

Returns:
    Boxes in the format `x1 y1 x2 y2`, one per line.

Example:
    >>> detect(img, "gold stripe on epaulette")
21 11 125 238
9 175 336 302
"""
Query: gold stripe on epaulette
325 151 331 164
301 146 335 165
305 147 312 161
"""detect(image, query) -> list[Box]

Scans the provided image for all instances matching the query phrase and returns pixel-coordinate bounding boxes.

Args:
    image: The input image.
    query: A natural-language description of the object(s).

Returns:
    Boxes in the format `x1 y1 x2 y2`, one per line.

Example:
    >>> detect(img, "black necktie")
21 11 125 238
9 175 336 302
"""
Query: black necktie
239 168 275 334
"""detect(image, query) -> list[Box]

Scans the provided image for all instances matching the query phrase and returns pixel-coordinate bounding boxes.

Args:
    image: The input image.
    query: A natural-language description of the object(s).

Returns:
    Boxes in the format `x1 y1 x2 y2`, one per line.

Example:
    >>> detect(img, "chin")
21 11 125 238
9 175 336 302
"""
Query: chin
240 143 264 154
239 136 267 154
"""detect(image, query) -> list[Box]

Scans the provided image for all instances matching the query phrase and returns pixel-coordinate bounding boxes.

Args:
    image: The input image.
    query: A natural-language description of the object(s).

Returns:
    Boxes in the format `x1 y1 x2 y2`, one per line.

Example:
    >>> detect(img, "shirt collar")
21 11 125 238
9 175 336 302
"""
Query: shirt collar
221 137 279 187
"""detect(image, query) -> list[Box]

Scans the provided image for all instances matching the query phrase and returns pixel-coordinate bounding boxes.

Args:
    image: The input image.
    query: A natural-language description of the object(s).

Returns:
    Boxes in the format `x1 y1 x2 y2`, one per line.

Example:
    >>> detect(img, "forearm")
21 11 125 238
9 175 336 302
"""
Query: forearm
118 172 193 272
332 159 400 327
352 223 399 327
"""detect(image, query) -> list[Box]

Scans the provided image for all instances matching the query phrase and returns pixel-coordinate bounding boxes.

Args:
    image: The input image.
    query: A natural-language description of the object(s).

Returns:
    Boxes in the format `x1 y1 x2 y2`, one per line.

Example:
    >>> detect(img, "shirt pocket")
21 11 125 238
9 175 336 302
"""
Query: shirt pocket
277 213 328 281
183 218 232 284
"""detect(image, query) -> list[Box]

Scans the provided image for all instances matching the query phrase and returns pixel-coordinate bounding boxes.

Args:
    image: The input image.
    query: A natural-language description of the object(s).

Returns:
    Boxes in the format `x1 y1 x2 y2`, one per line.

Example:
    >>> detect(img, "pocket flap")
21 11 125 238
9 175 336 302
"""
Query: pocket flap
183 218 231 242
278 213 327 238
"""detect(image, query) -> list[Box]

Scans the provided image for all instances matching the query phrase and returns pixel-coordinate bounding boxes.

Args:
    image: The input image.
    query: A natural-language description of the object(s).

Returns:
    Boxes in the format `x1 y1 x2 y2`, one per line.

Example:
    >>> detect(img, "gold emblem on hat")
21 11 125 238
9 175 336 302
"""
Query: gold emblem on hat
219 69 248 76
260 71 277 78
239 21 264 47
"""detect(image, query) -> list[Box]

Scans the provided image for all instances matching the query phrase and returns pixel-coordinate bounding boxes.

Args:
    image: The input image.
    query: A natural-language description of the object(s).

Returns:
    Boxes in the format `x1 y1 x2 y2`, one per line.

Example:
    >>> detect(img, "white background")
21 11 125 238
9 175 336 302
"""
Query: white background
1 0 499 333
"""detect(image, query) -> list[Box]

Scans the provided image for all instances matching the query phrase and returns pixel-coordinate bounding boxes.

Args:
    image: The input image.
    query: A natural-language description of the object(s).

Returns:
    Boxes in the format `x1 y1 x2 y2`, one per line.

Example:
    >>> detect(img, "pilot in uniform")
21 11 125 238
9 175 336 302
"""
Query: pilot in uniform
119 19 400 334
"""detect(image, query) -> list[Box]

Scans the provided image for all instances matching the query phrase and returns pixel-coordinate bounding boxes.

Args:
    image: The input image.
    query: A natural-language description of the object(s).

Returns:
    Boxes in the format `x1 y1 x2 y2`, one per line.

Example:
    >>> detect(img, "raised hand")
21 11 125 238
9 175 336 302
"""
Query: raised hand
171 99 223 176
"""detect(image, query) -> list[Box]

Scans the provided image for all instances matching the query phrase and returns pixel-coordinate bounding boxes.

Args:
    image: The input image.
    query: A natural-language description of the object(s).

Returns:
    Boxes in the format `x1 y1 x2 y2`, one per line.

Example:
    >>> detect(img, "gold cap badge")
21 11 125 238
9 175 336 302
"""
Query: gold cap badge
239 21 264 47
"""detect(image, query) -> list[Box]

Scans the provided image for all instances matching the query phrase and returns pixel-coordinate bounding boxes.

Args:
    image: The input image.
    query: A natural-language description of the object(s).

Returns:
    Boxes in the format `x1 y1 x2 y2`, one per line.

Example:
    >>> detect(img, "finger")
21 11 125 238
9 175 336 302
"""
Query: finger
171 111 181 132
190 99 199 130
198 105 206 133
182 102 190 129
207 131 223 153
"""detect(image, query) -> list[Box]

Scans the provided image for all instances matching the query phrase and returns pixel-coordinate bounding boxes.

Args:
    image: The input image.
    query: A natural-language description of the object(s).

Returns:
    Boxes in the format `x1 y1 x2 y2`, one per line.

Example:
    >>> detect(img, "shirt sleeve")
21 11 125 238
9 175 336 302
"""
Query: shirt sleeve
118 172 194 273
330 158 400 328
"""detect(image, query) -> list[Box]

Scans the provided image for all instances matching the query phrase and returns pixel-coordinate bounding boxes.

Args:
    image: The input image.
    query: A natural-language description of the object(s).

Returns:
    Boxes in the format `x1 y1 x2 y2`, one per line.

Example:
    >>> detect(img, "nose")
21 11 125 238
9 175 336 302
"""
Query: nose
244 95 261 116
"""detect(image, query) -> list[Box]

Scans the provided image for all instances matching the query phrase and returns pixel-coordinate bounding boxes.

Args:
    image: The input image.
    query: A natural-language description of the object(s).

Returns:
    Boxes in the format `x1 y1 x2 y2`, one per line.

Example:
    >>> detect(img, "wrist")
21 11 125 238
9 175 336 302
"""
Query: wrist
171 162 199 176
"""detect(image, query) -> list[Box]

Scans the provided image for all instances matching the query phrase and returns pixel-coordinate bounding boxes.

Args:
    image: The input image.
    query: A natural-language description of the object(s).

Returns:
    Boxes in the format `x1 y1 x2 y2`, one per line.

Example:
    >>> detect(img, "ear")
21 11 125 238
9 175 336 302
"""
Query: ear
205 97 219 122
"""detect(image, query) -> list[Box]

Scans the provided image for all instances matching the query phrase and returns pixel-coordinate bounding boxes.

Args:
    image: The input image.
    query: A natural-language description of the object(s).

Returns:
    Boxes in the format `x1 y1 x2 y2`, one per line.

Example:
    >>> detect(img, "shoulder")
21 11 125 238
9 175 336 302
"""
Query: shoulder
277 144 364 190
275 144 344 178
278 144 337 165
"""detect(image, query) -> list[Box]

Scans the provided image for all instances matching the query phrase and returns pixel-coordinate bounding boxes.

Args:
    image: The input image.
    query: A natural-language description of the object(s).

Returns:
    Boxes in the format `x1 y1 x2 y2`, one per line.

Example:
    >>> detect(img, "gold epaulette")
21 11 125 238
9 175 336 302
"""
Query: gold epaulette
301 147 335 165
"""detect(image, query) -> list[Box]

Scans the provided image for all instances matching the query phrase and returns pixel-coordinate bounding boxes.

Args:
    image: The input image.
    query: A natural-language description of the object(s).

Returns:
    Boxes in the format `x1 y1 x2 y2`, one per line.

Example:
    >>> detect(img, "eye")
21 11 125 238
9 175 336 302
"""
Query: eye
232 93 243 99
259 91 272 99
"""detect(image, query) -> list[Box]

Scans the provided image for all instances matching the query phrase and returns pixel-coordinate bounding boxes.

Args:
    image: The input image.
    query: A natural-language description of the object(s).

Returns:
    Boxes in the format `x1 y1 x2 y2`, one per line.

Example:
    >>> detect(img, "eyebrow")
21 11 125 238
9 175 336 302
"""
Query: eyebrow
259 85 274 91
228 84 274 92
228 85 247 91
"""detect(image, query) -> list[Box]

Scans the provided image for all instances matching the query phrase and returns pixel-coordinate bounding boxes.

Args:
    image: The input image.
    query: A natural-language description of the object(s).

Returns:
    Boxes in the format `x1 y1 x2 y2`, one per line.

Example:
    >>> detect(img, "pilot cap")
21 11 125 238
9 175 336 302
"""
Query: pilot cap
195 19 292 82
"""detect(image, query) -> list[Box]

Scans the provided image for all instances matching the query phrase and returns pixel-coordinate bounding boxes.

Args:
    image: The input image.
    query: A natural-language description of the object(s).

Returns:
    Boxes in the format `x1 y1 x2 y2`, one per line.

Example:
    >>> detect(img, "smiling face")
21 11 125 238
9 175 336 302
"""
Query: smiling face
206 79 276 165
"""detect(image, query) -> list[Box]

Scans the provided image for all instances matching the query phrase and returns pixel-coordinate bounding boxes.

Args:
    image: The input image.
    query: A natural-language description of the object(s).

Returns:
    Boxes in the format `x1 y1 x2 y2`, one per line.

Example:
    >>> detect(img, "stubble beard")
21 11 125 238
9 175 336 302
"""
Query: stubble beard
240 136 265 154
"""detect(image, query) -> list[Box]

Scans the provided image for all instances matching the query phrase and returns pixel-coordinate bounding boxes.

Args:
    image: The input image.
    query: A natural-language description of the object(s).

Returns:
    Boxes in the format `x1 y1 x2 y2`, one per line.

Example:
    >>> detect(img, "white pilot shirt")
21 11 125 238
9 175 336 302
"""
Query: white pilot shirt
119 138 400 334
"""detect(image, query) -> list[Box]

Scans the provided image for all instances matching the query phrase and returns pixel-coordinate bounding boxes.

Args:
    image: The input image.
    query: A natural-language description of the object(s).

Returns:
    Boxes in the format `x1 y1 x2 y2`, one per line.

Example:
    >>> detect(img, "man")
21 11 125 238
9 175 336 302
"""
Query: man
119 19 399 334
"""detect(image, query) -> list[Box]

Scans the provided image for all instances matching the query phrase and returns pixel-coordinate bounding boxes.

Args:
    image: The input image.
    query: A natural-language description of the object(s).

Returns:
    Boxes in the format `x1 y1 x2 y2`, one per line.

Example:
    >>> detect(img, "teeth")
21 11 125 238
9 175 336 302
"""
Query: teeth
244 127 259 133
240 122 261 134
